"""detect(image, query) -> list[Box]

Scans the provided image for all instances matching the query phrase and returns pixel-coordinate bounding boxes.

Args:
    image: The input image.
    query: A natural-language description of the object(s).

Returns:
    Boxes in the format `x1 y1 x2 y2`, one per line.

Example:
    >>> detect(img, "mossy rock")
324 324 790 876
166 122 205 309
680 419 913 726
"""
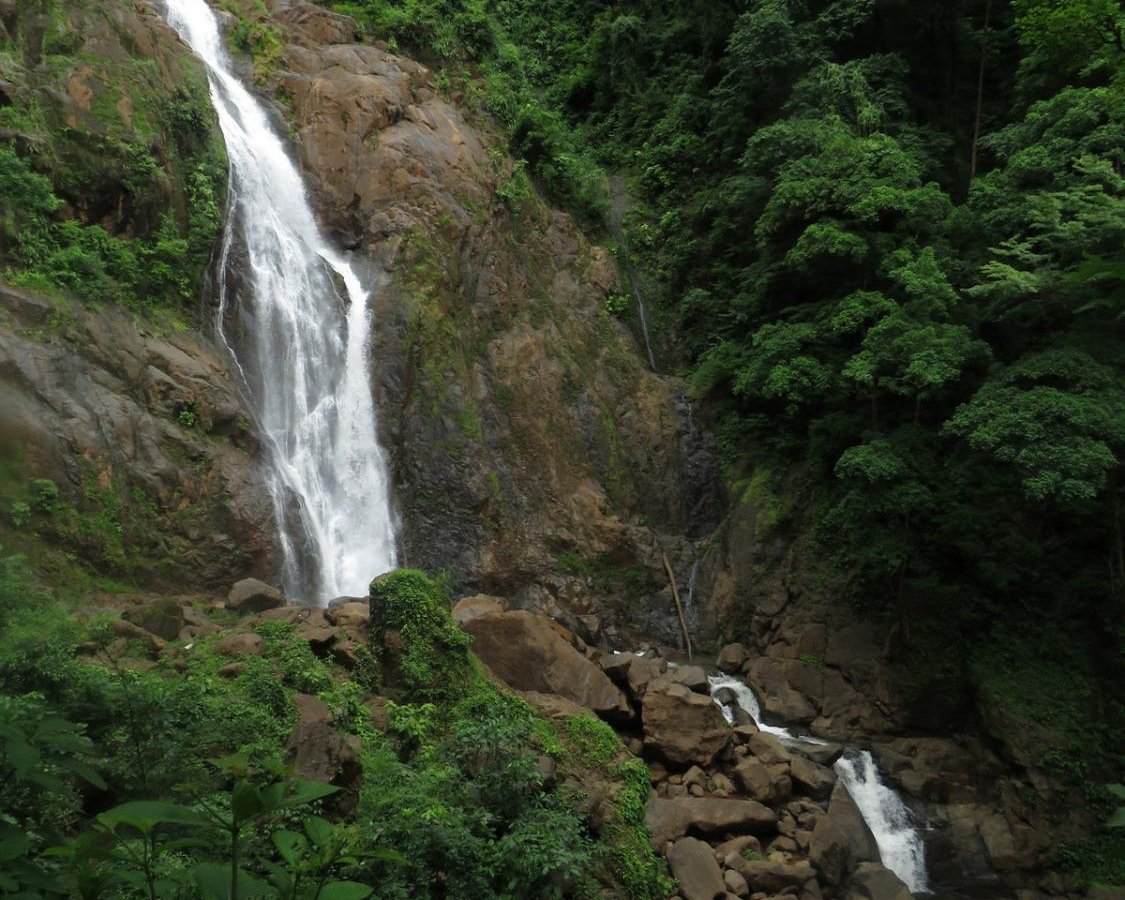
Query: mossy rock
368 568 471 701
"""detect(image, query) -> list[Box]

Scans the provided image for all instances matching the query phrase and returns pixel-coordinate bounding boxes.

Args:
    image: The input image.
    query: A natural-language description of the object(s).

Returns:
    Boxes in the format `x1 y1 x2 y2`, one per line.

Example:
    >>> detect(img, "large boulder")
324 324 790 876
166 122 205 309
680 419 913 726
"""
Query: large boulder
746 657 820 725
844 862 913 900
461 610 631 720
826 781 881 865
285 693 362 814
809 817 853 886
227 578 285 613
790 755 836 800
123 598 186 640
667 837 726 900
747 732 792 766
215 632 266 656
739 859 817 894
451 594 503 625
645 796 777 851
733 758 790 805
642 678 730 767
667 664 710 693
715 642 749 673
324 601 370 631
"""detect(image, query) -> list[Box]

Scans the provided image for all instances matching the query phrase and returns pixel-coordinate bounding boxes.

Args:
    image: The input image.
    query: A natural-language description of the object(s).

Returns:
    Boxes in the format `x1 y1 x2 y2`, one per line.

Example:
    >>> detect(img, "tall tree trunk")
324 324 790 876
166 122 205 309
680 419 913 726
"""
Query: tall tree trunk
968 0 993 188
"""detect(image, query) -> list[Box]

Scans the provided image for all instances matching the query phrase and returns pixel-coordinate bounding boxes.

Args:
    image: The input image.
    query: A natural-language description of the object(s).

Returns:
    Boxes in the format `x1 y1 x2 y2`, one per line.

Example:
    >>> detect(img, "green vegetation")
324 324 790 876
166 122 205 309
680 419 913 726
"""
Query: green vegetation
0 468 212 587
0 564 663 897
219 0 287 83
0 0 226 318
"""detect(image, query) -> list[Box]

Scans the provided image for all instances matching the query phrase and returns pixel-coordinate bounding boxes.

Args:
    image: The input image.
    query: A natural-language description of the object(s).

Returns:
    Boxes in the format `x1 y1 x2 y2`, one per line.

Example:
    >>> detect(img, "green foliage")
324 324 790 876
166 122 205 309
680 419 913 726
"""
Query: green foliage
368 569 471 700
0 3 226 319
350 0 1125 878
359 679 596 898
220 0 287 83
1013 0 1123 70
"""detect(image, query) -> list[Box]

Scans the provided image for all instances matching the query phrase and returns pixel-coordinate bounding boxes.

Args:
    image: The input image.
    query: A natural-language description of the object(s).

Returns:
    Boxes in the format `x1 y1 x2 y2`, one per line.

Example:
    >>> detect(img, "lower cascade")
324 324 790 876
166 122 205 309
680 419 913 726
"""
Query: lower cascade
164 0 397 601
709 674 930 893
834 751 929 894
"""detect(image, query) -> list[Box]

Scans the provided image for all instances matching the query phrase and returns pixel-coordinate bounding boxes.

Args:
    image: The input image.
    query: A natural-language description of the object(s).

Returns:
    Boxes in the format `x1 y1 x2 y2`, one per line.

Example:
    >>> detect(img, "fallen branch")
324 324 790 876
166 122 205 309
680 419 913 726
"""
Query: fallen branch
661 550 693 660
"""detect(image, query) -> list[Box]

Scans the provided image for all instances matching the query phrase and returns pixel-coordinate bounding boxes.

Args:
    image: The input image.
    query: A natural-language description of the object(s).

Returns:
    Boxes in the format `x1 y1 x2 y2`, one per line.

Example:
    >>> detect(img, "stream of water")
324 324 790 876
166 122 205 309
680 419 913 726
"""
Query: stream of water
164 0 397 602
709 674 930 894
835 750 930 893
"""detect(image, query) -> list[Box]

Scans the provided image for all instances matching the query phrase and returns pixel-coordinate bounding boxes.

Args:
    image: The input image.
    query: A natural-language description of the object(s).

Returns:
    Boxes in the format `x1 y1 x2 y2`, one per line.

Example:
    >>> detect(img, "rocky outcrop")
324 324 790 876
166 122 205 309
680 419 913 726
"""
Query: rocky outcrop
286 693 362 814
0 285 276 588
122 597 186 641
641 679 729 768
227 578 286 612
845 862 913 900
666 837 725 900
645 796 777 851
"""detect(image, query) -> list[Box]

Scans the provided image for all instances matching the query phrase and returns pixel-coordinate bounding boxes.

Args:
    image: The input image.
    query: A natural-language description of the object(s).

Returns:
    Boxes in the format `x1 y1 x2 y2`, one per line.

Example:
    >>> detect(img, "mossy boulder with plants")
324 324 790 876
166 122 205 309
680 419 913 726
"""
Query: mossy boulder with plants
368 568 473 701
360 567 670 898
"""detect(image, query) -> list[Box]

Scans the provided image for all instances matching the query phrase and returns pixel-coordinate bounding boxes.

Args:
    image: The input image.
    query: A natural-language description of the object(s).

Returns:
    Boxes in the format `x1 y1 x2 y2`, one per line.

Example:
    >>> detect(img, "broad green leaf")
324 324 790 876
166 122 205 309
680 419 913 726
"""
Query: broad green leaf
303 816 334 847
231 780 262 823
0 823 31 862
61 759 106 790
316 881 375 900
194 862 272 900
277 780 338 811
97 801 209 834
365 847 405 863
271 830 307 866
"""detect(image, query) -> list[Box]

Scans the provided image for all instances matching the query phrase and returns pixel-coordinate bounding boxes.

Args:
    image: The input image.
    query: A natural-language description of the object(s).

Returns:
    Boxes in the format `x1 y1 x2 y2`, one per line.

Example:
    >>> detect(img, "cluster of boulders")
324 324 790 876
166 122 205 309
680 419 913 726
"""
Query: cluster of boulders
90 580 1075 899
452 598 915 900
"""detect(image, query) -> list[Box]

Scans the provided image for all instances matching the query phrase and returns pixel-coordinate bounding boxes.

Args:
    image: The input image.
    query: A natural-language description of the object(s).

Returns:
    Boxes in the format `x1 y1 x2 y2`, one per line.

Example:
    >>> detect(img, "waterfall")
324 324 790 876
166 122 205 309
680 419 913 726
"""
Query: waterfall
709 674 929 893
164 0 397 602
835 751 929 893
707 673 795 739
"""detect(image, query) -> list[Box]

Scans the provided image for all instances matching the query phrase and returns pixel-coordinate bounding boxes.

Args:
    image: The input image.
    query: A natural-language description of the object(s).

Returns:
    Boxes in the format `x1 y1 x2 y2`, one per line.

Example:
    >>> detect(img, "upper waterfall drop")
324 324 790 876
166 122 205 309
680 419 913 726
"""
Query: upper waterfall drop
164 0 397 602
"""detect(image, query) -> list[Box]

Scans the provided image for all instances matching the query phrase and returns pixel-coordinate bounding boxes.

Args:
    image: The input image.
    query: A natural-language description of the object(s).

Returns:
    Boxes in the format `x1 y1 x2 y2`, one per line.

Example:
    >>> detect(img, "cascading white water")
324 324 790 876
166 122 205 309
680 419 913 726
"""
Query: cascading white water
707 673 794 738
710 673 929 894
835 751 929 893
164 0 397 602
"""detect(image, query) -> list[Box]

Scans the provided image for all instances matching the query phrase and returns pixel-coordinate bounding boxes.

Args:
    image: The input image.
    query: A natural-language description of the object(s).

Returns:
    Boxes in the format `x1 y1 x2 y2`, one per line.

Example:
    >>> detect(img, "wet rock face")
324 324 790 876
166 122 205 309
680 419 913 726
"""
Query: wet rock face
240 0 719 637
0 284 277 588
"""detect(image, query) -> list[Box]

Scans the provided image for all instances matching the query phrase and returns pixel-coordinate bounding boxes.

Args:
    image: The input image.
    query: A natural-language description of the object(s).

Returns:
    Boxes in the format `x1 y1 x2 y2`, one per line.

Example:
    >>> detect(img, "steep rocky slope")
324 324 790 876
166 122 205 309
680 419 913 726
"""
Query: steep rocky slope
225 0 723 634
0 0 278 587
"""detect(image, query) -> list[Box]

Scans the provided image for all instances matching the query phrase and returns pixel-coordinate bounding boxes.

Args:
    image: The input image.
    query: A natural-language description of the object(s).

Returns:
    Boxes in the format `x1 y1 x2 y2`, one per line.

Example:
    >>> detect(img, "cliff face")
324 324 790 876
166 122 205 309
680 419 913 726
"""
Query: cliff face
0 0 278 588
243 1 723 637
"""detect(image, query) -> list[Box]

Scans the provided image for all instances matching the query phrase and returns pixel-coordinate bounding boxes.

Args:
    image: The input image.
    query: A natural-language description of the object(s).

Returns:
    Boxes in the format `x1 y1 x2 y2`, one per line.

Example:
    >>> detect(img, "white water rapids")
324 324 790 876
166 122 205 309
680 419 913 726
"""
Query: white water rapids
164 0 397 601
709 674 929 894
835 750 929 893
